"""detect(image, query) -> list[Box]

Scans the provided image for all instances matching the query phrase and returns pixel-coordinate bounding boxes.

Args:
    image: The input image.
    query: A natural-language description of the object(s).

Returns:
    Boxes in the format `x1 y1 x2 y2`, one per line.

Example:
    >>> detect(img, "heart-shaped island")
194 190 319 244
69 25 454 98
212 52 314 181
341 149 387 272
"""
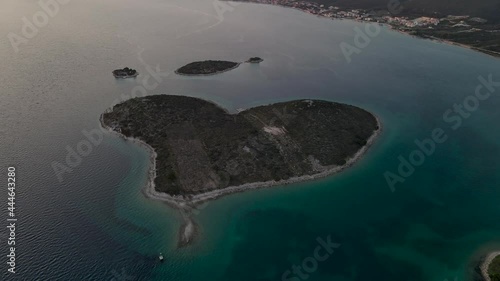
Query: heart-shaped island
101 95 380 246
101 95 380 198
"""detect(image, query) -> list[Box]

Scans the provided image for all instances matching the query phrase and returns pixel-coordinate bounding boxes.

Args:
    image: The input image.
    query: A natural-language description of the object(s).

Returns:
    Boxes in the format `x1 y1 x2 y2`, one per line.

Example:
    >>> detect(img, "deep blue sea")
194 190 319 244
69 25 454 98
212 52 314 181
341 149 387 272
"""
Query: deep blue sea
1 0 500 280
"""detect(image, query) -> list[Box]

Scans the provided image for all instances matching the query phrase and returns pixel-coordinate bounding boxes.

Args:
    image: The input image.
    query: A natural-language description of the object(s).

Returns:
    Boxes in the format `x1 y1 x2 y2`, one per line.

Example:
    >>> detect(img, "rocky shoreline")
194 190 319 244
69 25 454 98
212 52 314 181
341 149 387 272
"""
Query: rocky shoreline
480 252 500 281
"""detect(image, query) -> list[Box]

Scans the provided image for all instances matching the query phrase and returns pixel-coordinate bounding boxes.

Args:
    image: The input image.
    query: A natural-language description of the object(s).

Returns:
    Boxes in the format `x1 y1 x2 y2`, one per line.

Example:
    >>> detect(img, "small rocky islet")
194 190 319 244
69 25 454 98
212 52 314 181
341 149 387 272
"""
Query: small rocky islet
246 57 263 63
175 57 264 76
175 60 240 76
112 67 138 78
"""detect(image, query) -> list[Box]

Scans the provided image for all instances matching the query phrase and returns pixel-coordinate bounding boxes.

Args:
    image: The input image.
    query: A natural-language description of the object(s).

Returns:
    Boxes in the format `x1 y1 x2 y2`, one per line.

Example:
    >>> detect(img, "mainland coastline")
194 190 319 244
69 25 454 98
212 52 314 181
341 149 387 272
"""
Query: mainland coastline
227 0 500 59
100 95 381 246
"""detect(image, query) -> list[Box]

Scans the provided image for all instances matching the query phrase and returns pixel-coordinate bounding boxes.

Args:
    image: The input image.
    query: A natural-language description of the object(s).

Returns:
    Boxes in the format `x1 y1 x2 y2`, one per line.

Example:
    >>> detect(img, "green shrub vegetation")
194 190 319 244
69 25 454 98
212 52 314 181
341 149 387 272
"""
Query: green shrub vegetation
102 95 378 195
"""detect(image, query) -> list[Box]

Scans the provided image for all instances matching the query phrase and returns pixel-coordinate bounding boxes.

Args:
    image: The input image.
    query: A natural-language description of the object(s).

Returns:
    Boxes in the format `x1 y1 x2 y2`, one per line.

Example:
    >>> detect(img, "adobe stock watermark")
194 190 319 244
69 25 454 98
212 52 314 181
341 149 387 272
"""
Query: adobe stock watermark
51 128 104 182
7 0 71 53
281 235 340 281
189 102 295 216
270 105 295 127
340 0 408 63
51 48 171 183
109 267 135 281
213 0 241 21
174 0 241 39
384 74 500 192
340 23 381 63
387 0 406 15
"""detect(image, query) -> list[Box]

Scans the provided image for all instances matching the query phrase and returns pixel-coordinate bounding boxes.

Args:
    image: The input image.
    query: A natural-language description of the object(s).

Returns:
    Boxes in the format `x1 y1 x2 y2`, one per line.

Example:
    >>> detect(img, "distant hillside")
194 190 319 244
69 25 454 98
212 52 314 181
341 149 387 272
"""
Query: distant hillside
313 0 500 22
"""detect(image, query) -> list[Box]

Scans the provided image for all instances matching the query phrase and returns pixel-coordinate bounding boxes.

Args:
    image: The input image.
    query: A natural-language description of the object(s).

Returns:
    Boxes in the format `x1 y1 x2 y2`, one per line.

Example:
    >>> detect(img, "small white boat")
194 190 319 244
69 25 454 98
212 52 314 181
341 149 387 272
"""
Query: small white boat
159 253 164 262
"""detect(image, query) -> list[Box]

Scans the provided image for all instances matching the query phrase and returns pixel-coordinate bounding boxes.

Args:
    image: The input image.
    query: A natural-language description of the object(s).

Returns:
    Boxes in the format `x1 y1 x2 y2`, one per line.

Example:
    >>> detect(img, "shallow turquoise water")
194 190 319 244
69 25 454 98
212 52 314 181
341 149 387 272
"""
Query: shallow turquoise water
1 0 500 280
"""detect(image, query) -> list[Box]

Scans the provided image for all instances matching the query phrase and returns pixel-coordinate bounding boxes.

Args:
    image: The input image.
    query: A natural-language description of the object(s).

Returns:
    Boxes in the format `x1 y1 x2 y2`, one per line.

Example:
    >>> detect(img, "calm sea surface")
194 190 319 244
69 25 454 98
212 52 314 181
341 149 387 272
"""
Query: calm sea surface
1 0 500 280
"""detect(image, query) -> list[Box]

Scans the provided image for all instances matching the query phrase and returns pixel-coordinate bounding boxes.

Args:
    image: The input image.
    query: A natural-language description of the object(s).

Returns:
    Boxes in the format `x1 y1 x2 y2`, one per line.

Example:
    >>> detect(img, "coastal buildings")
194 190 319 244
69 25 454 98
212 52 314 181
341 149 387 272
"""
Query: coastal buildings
237 0 485 31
